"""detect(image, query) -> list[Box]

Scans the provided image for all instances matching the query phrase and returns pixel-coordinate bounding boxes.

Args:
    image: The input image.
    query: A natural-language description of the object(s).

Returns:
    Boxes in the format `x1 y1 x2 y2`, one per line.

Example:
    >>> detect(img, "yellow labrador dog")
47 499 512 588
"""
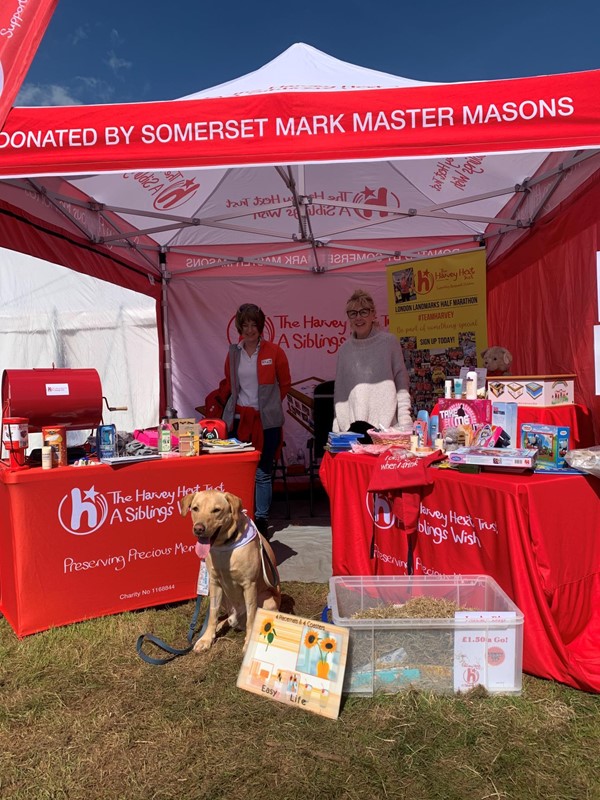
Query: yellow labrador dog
180 490 281 652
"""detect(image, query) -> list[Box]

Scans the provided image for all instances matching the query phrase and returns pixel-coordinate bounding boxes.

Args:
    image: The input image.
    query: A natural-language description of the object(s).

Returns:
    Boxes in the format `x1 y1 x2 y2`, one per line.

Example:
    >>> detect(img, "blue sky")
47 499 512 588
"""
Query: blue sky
17 0 600 107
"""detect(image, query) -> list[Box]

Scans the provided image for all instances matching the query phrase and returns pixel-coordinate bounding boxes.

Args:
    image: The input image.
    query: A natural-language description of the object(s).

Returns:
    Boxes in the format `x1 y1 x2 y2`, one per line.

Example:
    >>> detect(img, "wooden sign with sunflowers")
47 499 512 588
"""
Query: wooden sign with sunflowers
237 608 349 719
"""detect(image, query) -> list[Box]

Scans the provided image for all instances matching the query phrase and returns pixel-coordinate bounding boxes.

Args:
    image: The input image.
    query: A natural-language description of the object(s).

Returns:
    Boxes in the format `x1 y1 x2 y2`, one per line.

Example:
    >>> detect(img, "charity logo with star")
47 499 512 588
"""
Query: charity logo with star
58 485 110 536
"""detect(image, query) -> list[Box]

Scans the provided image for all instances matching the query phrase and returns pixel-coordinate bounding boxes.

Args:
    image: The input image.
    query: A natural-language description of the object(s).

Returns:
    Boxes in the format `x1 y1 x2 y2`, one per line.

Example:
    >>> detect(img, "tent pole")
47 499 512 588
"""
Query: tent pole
159 250 175 417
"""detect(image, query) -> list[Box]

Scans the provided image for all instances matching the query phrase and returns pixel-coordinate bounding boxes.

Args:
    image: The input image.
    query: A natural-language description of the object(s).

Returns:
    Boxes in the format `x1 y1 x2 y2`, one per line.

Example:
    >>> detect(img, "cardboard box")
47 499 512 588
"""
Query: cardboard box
438 399 492 434
486 375 575 406
447 446 537 470
286 376 326 433
520 423 570 468
491 402 519 448
329 575 523 695
166 417 196 437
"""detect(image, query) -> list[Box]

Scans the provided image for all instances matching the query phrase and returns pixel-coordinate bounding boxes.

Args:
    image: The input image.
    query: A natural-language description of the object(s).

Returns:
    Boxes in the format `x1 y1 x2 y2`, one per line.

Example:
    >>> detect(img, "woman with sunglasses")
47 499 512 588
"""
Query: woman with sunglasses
333 289 412 434
216 304 291 537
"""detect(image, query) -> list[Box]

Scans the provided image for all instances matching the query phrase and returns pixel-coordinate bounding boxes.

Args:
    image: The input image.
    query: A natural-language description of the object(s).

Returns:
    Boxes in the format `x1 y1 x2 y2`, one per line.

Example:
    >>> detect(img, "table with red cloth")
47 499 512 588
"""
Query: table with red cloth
0 451 258 637
320 451 600 692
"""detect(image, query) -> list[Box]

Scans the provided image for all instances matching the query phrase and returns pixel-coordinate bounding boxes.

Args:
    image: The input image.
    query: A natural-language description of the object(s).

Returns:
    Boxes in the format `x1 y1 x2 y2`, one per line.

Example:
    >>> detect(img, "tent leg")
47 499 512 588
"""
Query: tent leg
160 251 175 416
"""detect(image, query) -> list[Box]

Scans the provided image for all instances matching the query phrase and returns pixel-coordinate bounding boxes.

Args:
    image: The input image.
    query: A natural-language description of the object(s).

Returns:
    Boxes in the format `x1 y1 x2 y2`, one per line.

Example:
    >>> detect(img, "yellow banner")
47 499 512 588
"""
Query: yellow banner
387 250 488 410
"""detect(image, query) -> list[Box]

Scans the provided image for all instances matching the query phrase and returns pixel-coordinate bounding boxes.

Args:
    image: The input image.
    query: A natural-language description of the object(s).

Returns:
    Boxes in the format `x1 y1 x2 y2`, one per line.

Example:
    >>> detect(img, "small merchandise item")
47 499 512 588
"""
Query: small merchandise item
438 399 492 435
470 424 499 447
366 428 412 448
413 418 428 448
327 431 364 453
428 415 439 444
448 446 537 471
566 446 600 478
486 375 575 406
491 402 518 447
42 425 67 466
480 346 513 376
199 418 228 440
158 418 172 454
520 423 570 468
97 424 117 459
465 371 478 399
178 432 200 456
41 444 53 469
367 448 446 540
2 416 29 470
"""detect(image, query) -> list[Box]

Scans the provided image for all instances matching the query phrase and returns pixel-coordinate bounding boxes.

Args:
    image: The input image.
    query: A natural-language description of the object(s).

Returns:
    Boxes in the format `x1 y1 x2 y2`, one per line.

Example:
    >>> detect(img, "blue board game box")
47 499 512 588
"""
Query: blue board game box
519 423 570 468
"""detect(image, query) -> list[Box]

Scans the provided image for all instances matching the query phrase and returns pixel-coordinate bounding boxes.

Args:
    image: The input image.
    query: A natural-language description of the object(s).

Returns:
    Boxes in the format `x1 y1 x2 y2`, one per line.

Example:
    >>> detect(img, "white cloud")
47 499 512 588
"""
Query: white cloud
106 50 132 76
16 83 82 107
110 28 124 46
75 76 115 104
72 25 89 46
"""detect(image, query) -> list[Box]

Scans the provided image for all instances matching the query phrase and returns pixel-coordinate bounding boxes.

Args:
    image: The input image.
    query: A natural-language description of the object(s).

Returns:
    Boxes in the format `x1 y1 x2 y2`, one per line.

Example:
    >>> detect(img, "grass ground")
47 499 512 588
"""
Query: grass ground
0 581 598 800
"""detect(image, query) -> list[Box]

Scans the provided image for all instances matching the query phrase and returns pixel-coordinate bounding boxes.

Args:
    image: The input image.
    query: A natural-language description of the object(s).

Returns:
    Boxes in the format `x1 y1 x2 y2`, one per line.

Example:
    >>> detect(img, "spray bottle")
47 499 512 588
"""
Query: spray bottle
158 418 172 454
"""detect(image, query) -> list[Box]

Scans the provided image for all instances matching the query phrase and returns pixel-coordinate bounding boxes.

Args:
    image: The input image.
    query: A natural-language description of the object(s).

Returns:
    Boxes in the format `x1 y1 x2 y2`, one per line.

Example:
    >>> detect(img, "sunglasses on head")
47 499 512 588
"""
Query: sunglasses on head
347 308 372 319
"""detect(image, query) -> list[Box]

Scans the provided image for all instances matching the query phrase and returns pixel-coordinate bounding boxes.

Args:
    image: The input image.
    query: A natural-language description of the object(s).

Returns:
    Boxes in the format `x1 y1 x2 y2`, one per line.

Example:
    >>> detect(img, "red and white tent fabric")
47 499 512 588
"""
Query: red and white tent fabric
0 43 599 435
0 0 57 130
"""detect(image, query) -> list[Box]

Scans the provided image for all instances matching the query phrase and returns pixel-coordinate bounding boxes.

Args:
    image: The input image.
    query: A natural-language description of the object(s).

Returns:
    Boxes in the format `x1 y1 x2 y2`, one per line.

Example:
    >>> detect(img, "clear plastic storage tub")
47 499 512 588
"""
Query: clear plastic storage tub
328 574 523 696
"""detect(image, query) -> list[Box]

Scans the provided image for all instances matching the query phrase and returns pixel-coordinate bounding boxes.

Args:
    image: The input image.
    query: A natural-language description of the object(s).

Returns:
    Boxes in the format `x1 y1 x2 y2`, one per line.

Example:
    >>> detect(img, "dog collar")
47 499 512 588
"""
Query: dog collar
211 518 257 552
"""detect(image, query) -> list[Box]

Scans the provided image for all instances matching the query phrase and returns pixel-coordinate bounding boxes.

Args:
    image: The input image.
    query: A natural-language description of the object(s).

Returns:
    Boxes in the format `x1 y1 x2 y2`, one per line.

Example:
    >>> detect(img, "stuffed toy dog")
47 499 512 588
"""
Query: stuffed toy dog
480 346 512 376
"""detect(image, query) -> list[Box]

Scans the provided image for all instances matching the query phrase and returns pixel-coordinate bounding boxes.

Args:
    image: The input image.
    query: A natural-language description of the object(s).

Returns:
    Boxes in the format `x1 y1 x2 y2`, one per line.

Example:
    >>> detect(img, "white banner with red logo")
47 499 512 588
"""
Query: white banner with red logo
0 0 57 131
168 271 393 462
1 68 599 178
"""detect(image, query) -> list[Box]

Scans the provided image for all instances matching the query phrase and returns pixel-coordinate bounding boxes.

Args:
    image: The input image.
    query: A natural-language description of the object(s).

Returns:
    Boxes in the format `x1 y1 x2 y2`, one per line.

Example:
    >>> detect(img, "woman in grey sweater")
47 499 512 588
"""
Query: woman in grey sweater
333 289 413 433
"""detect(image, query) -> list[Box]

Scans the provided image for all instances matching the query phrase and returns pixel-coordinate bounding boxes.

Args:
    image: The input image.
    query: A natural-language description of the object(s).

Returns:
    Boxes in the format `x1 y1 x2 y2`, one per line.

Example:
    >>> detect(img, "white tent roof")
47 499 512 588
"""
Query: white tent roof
1 43 599 277
180 42 439 99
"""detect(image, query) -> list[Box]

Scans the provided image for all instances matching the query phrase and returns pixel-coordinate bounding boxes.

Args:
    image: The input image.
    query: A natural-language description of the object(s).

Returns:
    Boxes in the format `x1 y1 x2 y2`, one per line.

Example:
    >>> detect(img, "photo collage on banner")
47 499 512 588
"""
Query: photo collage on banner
386 250 488 415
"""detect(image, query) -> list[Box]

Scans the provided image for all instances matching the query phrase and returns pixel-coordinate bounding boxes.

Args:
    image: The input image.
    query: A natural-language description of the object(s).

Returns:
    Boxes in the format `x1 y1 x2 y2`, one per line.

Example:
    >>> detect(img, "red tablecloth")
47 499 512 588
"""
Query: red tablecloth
320 451 600 692
0 452 258 636
516 404 595 447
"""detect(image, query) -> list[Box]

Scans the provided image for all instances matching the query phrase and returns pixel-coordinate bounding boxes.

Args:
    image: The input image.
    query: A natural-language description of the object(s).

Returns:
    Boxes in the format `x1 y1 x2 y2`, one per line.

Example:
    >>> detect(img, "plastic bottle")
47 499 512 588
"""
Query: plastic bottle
428 415 439 444
158 418 172 454
41 443 53 469
465 371 478 400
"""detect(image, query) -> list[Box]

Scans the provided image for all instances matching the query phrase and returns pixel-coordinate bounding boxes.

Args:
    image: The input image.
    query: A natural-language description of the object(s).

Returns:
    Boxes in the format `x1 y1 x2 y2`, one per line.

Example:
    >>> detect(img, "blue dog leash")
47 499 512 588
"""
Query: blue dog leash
136 519 280 665
136 594 210 665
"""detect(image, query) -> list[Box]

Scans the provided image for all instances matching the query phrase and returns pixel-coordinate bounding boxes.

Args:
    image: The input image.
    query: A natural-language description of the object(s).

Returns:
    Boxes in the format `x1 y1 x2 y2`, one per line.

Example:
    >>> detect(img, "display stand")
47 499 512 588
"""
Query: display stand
0 452 258 636
319 451 600 693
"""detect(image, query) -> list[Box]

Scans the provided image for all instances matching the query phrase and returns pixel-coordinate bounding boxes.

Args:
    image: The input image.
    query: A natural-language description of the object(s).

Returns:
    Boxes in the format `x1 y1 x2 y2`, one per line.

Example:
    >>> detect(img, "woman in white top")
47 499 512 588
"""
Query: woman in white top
333 289 413 433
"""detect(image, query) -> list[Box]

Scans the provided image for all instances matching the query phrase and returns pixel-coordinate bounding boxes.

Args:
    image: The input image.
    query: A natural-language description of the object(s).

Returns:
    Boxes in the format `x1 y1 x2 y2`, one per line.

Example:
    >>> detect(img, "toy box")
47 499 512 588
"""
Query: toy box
437 399 492 434
447 446 537 470
286 376 326 433
329 575 523 696
491 402 519 447
486 375 575 406
520 423 570 468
